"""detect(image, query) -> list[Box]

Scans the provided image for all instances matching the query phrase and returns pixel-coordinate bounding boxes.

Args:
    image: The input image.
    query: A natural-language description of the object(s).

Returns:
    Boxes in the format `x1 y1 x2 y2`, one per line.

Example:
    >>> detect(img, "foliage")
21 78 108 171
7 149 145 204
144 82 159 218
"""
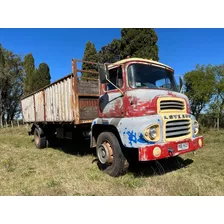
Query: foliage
32 63 51 91
23 54 51 94
0 44 24 124
23 53 35 95
81 41 98 79
184 64 216 120
0 45 5 126
206 65 224 129
120 28 159 61
98 38 121 63
82 29 159 78
0 43 50 124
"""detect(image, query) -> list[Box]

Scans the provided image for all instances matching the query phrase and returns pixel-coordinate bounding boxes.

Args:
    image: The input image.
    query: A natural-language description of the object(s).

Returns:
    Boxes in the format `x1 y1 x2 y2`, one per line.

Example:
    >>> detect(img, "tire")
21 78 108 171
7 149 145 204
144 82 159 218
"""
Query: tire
96 132 129 177
34 128 46 149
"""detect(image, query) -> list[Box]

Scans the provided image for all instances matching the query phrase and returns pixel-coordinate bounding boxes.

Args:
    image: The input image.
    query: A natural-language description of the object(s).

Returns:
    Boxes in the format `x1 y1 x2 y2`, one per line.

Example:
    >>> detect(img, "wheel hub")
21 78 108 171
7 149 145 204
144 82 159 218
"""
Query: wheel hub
97 142 113 164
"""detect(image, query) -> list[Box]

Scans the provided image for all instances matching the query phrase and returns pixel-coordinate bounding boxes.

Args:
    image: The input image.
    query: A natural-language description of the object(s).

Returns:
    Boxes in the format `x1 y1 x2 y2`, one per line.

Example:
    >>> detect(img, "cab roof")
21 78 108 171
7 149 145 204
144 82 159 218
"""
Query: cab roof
108 57 174 71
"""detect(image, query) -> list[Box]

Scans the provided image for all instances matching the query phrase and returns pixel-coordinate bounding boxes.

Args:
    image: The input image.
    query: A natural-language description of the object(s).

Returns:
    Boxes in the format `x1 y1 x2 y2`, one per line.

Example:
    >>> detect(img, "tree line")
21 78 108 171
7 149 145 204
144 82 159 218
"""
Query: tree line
0 44 51 126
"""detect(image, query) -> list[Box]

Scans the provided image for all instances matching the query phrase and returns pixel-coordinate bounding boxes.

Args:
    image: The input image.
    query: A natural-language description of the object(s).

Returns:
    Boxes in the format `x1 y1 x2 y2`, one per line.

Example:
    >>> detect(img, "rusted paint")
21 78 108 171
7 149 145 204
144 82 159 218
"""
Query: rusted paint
98 65 125 118
78 93 99 97
34 91 44 121
20 100 24 121
124 95 158 117
77 69 99 75
43 90 46 121
79 99 98 108
21 95 35 122
98 91 124 118
72 59 80 124
167 91 177 97
33 95 36 122
21 73 73 101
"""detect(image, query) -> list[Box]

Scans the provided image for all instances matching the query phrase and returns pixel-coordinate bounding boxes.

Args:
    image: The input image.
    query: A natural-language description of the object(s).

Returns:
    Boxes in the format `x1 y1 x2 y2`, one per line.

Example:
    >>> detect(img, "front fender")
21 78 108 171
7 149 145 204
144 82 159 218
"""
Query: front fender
90 116 163 148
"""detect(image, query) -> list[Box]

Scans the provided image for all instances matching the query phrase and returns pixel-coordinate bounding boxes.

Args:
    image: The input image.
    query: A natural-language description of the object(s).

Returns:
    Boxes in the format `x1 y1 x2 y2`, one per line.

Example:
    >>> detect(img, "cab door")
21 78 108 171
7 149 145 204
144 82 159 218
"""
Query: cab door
98 65 124 118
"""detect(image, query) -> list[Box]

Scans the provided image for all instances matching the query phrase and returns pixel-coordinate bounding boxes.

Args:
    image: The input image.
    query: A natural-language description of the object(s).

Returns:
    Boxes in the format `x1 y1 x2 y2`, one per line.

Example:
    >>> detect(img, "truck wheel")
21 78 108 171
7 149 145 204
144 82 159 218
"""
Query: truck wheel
96 132 129 177
34 128 46 149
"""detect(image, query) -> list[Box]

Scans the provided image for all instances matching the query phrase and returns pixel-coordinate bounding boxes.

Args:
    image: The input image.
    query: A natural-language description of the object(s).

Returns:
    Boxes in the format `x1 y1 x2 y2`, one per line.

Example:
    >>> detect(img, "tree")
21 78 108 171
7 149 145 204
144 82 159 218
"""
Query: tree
82 41 98 79
207 65 224 130
32 63 51 91
97 29 159 64
184 64 216 120
3 50 24 122
23 53 35 95
120 28 159 61
0 44 24 124
98 39 121 63
0 45 5 127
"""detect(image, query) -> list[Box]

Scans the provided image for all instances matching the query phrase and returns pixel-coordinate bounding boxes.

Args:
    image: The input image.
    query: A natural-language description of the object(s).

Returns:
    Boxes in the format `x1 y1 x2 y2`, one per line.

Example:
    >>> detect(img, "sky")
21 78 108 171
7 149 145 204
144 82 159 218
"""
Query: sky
0 28 224 82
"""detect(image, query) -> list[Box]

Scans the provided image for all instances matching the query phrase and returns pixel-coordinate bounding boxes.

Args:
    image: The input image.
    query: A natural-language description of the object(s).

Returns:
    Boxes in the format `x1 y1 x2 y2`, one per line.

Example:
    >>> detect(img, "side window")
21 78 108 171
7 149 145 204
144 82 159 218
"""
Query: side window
107 66 123 91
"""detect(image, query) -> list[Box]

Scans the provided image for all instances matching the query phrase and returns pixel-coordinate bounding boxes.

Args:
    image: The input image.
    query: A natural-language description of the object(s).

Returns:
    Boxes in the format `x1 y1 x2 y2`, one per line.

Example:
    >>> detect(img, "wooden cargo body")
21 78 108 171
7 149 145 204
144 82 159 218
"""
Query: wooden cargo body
21 59 99 125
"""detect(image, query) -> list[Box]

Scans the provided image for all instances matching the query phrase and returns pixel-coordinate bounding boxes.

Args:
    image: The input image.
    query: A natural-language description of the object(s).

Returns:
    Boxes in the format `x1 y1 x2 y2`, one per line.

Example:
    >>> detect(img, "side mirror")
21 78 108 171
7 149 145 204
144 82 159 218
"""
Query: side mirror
179 76 184 94
98 63 109 84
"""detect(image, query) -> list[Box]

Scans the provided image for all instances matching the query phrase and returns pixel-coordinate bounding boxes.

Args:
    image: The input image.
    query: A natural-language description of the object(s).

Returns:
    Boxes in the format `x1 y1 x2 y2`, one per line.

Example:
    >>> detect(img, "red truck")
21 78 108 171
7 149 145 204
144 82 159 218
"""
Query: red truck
21 58 204 177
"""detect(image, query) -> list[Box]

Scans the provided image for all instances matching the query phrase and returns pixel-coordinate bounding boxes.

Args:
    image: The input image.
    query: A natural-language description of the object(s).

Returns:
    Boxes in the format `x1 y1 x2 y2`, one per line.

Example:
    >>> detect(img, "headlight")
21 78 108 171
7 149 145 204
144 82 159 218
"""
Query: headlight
144 124 160 141
193 121 199 135
149 126 157 139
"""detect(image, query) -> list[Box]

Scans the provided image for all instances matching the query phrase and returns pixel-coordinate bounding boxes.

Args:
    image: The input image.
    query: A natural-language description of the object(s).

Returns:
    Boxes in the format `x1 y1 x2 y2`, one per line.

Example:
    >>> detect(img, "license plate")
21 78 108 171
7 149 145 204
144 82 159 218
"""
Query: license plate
178 142 189 151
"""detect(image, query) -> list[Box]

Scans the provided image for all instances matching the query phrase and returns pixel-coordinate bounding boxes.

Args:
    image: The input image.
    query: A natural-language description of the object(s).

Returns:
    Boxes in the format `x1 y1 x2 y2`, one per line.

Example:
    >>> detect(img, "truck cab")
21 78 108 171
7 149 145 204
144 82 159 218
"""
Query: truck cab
91 58 203 176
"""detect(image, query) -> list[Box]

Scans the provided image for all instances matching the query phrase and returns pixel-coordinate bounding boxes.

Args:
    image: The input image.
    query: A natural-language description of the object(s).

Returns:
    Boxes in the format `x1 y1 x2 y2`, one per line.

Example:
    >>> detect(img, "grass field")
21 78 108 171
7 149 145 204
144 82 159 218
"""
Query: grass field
0 126 223 196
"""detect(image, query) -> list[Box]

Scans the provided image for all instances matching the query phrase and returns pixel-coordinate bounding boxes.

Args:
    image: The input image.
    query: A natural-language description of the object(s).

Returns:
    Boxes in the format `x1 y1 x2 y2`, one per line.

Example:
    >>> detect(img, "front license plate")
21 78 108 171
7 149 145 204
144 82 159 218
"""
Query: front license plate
178 142 189 151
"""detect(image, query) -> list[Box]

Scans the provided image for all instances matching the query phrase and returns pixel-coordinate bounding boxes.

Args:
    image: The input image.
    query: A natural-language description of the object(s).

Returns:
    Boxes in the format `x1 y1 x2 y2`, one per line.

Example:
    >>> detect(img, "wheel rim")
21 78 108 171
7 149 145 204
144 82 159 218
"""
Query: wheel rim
97 141 113 164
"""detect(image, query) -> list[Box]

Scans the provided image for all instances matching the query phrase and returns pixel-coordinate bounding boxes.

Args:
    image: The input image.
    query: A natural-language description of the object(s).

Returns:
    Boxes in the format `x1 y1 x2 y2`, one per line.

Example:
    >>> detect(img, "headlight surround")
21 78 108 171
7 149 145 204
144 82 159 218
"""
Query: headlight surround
193 120 199 135
144 124 160 141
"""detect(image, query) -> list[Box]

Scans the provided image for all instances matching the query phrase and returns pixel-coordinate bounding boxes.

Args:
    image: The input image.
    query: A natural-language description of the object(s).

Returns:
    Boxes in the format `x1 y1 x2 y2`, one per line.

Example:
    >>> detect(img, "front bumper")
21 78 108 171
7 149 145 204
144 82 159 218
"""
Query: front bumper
138 136 204 161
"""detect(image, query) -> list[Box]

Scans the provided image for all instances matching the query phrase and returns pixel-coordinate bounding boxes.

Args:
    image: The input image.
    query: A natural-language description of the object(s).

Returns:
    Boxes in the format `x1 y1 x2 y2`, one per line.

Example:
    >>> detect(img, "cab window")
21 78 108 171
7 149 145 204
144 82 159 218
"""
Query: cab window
107 66 123 91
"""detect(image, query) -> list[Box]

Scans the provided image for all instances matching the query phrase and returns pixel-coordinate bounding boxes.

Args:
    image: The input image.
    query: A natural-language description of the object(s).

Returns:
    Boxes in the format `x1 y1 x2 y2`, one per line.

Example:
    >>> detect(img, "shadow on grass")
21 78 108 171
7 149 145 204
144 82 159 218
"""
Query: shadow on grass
44 138 194 177
128 157 194 177
48 137 96 157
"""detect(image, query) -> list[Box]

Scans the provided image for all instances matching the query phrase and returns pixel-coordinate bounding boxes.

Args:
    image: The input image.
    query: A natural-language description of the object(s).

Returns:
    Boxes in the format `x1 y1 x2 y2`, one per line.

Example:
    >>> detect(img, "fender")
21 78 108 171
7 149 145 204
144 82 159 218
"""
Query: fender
90 115 164 148
90 118 121 148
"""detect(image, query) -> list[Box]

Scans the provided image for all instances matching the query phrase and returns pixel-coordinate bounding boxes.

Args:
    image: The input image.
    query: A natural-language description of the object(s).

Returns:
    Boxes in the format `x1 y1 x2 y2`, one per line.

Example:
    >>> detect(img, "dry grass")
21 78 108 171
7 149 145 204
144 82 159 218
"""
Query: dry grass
0 126 223 196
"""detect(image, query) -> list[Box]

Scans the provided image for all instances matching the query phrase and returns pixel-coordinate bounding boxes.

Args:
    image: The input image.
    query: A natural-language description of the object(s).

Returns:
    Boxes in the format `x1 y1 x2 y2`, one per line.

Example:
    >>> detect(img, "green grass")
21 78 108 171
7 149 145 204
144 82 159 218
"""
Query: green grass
0 127 223 195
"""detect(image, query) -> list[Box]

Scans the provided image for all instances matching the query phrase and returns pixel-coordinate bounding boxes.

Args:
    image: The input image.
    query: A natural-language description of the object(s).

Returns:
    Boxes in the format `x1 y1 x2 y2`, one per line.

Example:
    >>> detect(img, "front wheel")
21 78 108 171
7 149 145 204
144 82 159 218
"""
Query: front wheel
96 132 129 177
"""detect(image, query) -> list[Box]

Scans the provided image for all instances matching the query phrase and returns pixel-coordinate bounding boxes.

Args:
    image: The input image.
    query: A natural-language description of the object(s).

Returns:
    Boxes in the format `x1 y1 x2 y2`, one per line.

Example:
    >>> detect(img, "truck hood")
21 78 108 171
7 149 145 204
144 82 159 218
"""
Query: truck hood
125 89 190 117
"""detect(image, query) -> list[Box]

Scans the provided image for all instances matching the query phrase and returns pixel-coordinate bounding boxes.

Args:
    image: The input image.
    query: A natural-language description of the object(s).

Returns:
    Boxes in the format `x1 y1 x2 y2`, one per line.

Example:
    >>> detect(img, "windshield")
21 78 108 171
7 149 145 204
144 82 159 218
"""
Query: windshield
127 63 178 91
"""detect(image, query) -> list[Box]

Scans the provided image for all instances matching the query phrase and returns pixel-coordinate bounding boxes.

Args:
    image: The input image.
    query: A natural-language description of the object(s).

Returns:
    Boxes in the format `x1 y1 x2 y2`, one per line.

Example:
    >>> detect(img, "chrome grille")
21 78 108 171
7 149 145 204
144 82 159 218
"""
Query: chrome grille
166 119 191 139
160 100 185 111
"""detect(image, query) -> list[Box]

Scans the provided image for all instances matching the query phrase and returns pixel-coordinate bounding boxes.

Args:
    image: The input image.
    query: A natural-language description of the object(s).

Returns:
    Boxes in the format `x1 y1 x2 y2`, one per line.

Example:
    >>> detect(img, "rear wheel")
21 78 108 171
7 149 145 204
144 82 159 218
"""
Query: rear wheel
96 132 128 177
34 128 46 149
